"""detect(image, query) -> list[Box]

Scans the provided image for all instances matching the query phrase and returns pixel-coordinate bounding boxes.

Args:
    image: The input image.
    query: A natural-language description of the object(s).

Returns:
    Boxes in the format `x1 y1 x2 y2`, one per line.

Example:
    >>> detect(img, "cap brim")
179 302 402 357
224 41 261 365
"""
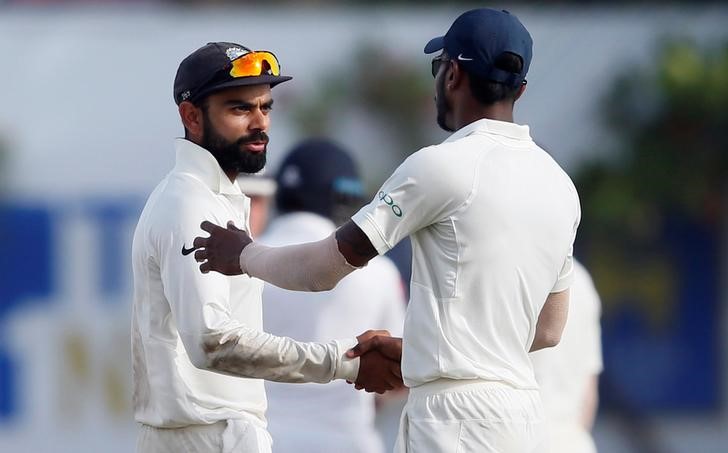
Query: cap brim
424 36 445 54
238 176 277 196
194 75 293 101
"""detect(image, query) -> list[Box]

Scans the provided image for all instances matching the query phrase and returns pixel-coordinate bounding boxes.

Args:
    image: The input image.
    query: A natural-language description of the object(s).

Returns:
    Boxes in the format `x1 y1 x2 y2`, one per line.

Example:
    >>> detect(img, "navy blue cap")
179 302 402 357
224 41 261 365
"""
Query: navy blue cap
424 8 533 87
174 42 292 105
275 138 364 218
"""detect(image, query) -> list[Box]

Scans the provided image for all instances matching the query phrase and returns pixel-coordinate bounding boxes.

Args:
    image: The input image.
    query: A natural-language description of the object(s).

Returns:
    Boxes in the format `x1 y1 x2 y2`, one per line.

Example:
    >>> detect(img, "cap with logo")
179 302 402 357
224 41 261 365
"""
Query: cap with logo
174 42 292 105
275 138 364 220
424 8 533 87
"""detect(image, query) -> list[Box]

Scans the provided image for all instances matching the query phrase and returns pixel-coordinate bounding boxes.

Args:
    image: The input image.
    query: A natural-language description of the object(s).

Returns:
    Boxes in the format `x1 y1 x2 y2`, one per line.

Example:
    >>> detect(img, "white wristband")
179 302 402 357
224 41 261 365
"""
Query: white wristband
239 233 360 291
333 338 360 382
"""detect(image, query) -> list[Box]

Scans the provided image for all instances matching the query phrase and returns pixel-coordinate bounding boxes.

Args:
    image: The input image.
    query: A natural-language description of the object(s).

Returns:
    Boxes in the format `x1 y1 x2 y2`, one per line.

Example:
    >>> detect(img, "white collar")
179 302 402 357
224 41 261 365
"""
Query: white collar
173 138 243 196
444 117 532 144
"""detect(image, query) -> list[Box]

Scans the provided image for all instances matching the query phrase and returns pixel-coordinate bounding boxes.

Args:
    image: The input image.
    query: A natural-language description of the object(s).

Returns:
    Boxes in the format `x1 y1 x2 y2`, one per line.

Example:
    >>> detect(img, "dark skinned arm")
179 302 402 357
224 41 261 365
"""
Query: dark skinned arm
192 219 378 275
192 219 403 392
334 220 379 267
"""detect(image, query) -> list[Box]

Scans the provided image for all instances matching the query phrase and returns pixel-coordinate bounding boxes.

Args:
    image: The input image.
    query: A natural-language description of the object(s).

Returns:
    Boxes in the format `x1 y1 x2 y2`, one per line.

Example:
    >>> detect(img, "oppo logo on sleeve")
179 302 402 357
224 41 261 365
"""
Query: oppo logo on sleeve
378 191 403 217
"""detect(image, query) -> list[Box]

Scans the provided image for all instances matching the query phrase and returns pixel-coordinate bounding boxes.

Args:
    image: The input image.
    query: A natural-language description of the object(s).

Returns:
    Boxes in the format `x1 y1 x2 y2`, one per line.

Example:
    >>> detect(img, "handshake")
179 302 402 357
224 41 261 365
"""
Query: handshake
346 330 404 394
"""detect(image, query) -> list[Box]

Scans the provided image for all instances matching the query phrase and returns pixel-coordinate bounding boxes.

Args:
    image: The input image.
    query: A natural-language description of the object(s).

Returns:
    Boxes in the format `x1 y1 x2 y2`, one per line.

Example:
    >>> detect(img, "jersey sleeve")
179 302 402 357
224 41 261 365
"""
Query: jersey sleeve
352 146 473 255
151 190 359 383
551 183 582 293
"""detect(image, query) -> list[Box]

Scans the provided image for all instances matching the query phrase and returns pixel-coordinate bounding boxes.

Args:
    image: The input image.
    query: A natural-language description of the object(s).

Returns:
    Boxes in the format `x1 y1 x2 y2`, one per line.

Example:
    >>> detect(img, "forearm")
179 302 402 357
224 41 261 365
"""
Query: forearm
240 233 358 291
530 289 570 352
184 327 359 383
529 323 565 352
529 333 556 352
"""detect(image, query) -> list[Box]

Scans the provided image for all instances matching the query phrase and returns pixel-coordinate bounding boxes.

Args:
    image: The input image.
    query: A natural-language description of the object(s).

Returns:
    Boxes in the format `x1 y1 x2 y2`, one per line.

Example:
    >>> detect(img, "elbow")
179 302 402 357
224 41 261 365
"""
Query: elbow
188 337 227 372
307 276 340 292
189 333 242 372
188 347 214 371
179 333 214 371
539 329 563 349
309 280 337 292
531 329 562 352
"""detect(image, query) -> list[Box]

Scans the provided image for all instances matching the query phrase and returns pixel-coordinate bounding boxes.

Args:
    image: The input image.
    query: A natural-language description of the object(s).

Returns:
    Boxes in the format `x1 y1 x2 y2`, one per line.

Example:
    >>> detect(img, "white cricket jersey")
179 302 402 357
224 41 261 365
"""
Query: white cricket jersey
260 212 406 453
352 118 581 389
531 260 602 427
131 139 358 429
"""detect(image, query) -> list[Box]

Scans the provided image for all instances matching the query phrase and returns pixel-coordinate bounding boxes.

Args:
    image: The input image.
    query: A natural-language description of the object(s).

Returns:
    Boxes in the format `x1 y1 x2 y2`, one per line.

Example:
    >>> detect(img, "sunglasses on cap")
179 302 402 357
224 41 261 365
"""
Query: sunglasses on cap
230 51 281 78
431 54 450 78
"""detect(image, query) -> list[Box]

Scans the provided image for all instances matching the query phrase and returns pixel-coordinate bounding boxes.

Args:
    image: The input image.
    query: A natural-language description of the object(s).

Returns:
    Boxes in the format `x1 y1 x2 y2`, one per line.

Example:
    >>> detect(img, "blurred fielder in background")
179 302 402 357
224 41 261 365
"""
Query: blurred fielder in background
132 42 401 453
237 173 277 237
261 138 407 453
531 259 603 453
192 8 580 452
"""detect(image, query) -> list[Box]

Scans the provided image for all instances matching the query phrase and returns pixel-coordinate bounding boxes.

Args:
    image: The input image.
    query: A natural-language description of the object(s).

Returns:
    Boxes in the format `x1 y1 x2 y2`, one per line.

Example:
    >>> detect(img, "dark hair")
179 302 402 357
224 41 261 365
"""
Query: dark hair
467 52 524 105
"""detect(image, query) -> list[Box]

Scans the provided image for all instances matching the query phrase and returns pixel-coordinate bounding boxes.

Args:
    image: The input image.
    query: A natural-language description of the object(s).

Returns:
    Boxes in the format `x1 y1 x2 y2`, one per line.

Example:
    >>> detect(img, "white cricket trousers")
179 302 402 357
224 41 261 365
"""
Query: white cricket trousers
394 379 546 453
136 418 272 453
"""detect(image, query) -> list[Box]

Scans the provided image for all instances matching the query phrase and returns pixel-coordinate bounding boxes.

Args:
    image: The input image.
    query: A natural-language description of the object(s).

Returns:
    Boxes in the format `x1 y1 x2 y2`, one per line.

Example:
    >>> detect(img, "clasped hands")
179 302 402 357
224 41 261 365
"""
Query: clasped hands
347 330 404 394
191 221 404 393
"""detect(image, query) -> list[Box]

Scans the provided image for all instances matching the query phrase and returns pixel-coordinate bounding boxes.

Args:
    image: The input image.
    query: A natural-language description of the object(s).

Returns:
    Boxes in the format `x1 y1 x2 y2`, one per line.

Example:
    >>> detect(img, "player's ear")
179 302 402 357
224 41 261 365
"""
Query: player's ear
179 101 204 138
515 80 527 101
448 60 463 90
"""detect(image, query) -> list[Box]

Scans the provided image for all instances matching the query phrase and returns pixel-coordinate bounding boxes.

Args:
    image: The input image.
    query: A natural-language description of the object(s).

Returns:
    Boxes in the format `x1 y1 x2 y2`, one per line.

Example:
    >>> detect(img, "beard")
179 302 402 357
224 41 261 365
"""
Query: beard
435 74 455 132
202 114 268 174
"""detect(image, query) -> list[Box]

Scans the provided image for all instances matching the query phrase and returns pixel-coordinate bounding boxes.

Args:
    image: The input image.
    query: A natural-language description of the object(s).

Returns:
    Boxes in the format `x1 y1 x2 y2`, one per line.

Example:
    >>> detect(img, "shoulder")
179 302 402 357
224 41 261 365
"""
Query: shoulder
144 173 221 236
405 138 490 168
532 144 578 190
154 173 214 212
530 144 581 212
397 143 480 195
395 145 440 174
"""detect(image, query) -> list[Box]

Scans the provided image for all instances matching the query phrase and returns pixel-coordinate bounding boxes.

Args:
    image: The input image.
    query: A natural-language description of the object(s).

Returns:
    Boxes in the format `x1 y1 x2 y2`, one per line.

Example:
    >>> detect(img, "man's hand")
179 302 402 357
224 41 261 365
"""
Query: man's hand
193 221 252 275
347 333 403 393
346 330 391 385
355 350 403 394
355 329 392 345
348 335 402 362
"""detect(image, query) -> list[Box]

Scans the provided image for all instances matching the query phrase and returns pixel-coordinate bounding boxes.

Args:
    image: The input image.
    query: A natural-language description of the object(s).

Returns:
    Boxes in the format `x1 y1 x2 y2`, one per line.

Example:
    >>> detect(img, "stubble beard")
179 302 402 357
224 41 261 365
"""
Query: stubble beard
202 114 268 175
436 74 455 133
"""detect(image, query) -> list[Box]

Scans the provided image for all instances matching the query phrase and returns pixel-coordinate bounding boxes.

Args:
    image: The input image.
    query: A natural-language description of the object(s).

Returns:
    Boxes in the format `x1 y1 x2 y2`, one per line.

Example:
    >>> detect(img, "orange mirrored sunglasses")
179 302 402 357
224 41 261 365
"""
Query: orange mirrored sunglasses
229 51 281 78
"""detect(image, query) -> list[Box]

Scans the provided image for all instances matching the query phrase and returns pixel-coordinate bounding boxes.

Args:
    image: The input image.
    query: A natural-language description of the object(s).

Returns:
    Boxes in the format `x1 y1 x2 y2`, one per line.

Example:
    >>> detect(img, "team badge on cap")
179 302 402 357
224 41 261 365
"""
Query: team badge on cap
280 166 302 188
225 47 247 61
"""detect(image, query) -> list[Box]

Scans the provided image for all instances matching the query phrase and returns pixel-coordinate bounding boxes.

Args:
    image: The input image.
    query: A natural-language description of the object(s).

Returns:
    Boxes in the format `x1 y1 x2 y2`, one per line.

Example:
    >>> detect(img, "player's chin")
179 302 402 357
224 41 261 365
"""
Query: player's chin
237 151 267 173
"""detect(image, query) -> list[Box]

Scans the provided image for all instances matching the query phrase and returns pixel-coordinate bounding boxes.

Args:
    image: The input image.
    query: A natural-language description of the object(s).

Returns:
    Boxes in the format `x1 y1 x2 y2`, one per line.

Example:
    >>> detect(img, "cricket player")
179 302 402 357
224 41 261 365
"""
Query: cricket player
193 9 580 452
237 173 277 237
531 259 603 452
262 138 407 453
131 42 401 453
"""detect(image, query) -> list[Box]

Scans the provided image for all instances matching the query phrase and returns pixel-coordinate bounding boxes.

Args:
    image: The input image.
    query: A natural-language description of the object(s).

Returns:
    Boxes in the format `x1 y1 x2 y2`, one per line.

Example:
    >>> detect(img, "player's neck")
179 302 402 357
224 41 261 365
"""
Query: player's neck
454 102 514 129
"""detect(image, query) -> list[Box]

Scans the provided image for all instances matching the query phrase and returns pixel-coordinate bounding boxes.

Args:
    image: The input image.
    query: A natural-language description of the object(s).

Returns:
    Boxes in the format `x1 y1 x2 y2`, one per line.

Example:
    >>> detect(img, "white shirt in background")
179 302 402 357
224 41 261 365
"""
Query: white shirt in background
352 118 581 389
531 260 603 453
262 212 406 453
